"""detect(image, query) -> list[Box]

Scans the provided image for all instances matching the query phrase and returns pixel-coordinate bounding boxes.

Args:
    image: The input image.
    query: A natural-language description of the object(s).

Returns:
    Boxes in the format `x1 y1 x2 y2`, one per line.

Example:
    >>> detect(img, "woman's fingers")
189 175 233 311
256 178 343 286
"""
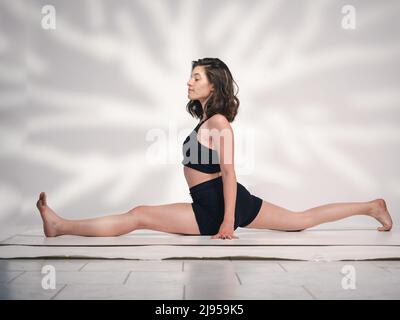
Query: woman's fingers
211 233 239 240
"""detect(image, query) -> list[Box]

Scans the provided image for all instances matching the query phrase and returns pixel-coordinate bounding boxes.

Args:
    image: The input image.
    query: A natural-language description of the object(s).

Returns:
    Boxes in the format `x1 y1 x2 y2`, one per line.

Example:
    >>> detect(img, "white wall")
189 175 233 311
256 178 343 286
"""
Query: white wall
0 0 399 230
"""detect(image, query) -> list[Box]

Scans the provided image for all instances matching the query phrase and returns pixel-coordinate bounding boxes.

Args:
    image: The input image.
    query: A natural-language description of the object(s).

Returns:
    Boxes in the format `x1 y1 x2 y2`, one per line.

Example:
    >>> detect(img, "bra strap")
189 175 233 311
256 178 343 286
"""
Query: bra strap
195 118 207 131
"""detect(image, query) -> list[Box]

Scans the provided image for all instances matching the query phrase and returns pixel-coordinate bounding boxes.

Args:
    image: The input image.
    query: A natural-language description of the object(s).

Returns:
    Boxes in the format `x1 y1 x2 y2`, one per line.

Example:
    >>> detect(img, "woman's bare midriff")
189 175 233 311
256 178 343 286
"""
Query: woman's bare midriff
184 166 222 189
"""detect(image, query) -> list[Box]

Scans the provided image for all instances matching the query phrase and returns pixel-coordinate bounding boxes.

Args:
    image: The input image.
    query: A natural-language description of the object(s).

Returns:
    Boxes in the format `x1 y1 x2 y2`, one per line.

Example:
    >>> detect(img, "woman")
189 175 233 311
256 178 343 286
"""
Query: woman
36 57 393 240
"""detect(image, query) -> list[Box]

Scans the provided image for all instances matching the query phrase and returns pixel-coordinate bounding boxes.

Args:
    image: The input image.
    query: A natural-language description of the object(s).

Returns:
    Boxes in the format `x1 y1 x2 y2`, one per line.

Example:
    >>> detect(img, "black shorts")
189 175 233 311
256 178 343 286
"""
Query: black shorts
189 176 263 235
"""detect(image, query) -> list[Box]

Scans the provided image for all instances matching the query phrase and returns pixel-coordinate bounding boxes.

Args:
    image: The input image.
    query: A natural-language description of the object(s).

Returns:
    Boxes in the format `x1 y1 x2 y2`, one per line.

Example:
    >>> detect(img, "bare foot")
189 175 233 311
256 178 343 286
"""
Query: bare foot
369 198 393 231
36 192 64 237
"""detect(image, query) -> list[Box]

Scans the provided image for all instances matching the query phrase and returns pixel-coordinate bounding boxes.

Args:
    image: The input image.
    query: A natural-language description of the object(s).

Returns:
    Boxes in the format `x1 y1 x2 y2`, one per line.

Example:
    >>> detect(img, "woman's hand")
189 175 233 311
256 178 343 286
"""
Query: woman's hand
211 220 239 240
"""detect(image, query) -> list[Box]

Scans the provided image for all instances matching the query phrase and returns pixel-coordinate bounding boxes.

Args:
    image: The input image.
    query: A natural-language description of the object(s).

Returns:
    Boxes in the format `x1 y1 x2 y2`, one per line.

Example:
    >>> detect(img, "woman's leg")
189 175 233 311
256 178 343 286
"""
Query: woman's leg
36 192 200 237
245 198 393 231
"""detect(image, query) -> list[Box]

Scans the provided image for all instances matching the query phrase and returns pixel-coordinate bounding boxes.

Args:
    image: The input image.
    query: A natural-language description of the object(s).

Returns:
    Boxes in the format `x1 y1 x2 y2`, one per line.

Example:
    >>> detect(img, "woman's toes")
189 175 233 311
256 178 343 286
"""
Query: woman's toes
377 225 391 232
40 192 47 206
36 199 44 211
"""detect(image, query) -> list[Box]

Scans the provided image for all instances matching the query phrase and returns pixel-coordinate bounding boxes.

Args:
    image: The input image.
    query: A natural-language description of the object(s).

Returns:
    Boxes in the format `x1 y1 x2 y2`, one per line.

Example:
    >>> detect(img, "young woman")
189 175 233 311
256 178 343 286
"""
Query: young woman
36 58 393 240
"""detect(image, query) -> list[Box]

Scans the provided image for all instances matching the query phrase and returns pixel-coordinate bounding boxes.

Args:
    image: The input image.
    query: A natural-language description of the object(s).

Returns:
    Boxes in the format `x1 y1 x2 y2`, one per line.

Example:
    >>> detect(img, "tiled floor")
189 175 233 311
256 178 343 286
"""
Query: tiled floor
0 258 399 299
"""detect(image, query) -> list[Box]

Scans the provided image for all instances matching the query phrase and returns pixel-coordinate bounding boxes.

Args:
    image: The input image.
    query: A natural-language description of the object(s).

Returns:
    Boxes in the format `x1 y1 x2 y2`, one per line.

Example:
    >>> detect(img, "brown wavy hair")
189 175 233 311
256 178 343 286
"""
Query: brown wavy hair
186 58 240 122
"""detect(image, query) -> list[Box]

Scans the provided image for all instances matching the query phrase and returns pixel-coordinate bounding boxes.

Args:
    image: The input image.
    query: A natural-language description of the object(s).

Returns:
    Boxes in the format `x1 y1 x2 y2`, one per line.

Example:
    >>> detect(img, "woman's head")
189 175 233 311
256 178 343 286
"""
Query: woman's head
186 57 239 122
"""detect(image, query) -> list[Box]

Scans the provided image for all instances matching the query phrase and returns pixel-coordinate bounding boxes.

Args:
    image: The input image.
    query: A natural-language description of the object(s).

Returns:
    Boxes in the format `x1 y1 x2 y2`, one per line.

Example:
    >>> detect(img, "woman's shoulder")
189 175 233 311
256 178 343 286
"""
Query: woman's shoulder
207 114 232 130
208 113 229 124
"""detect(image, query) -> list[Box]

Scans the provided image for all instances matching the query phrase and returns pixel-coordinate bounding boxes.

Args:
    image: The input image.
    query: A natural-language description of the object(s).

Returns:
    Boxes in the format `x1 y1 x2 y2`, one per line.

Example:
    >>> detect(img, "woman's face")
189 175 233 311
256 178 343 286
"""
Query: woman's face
187 66 214 103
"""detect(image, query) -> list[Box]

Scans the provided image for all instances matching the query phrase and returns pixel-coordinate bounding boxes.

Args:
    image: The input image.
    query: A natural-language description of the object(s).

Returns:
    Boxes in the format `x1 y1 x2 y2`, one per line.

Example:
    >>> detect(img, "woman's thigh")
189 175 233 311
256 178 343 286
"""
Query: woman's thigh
244 200 311 231
131 203 201 235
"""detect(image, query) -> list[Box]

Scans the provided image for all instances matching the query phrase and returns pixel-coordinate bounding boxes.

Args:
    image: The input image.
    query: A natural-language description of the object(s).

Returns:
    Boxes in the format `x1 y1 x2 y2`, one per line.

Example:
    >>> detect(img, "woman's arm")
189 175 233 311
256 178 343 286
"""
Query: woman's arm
207 115 238 240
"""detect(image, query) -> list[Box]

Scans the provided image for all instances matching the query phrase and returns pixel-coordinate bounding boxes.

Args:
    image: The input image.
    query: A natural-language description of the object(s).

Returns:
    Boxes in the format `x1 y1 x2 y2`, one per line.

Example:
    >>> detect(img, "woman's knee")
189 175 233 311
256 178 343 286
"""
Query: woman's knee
296 211 315 230
127 205 147 227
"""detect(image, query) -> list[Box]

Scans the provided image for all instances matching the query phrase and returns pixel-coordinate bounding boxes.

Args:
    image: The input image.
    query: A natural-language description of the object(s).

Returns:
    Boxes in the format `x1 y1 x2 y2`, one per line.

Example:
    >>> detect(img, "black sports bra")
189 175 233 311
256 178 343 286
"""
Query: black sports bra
181 118 221 174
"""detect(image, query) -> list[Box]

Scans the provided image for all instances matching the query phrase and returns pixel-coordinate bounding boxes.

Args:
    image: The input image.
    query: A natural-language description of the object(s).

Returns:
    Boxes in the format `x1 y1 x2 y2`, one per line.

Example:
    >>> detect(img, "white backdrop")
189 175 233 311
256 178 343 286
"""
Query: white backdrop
0 0 399 231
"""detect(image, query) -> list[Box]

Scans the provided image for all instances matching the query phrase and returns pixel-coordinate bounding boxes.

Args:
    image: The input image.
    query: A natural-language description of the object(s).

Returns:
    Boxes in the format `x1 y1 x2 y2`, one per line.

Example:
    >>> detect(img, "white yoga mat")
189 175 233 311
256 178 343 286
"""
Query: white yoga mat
0 245 400 261
1 228 399 261
2 228 399 246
